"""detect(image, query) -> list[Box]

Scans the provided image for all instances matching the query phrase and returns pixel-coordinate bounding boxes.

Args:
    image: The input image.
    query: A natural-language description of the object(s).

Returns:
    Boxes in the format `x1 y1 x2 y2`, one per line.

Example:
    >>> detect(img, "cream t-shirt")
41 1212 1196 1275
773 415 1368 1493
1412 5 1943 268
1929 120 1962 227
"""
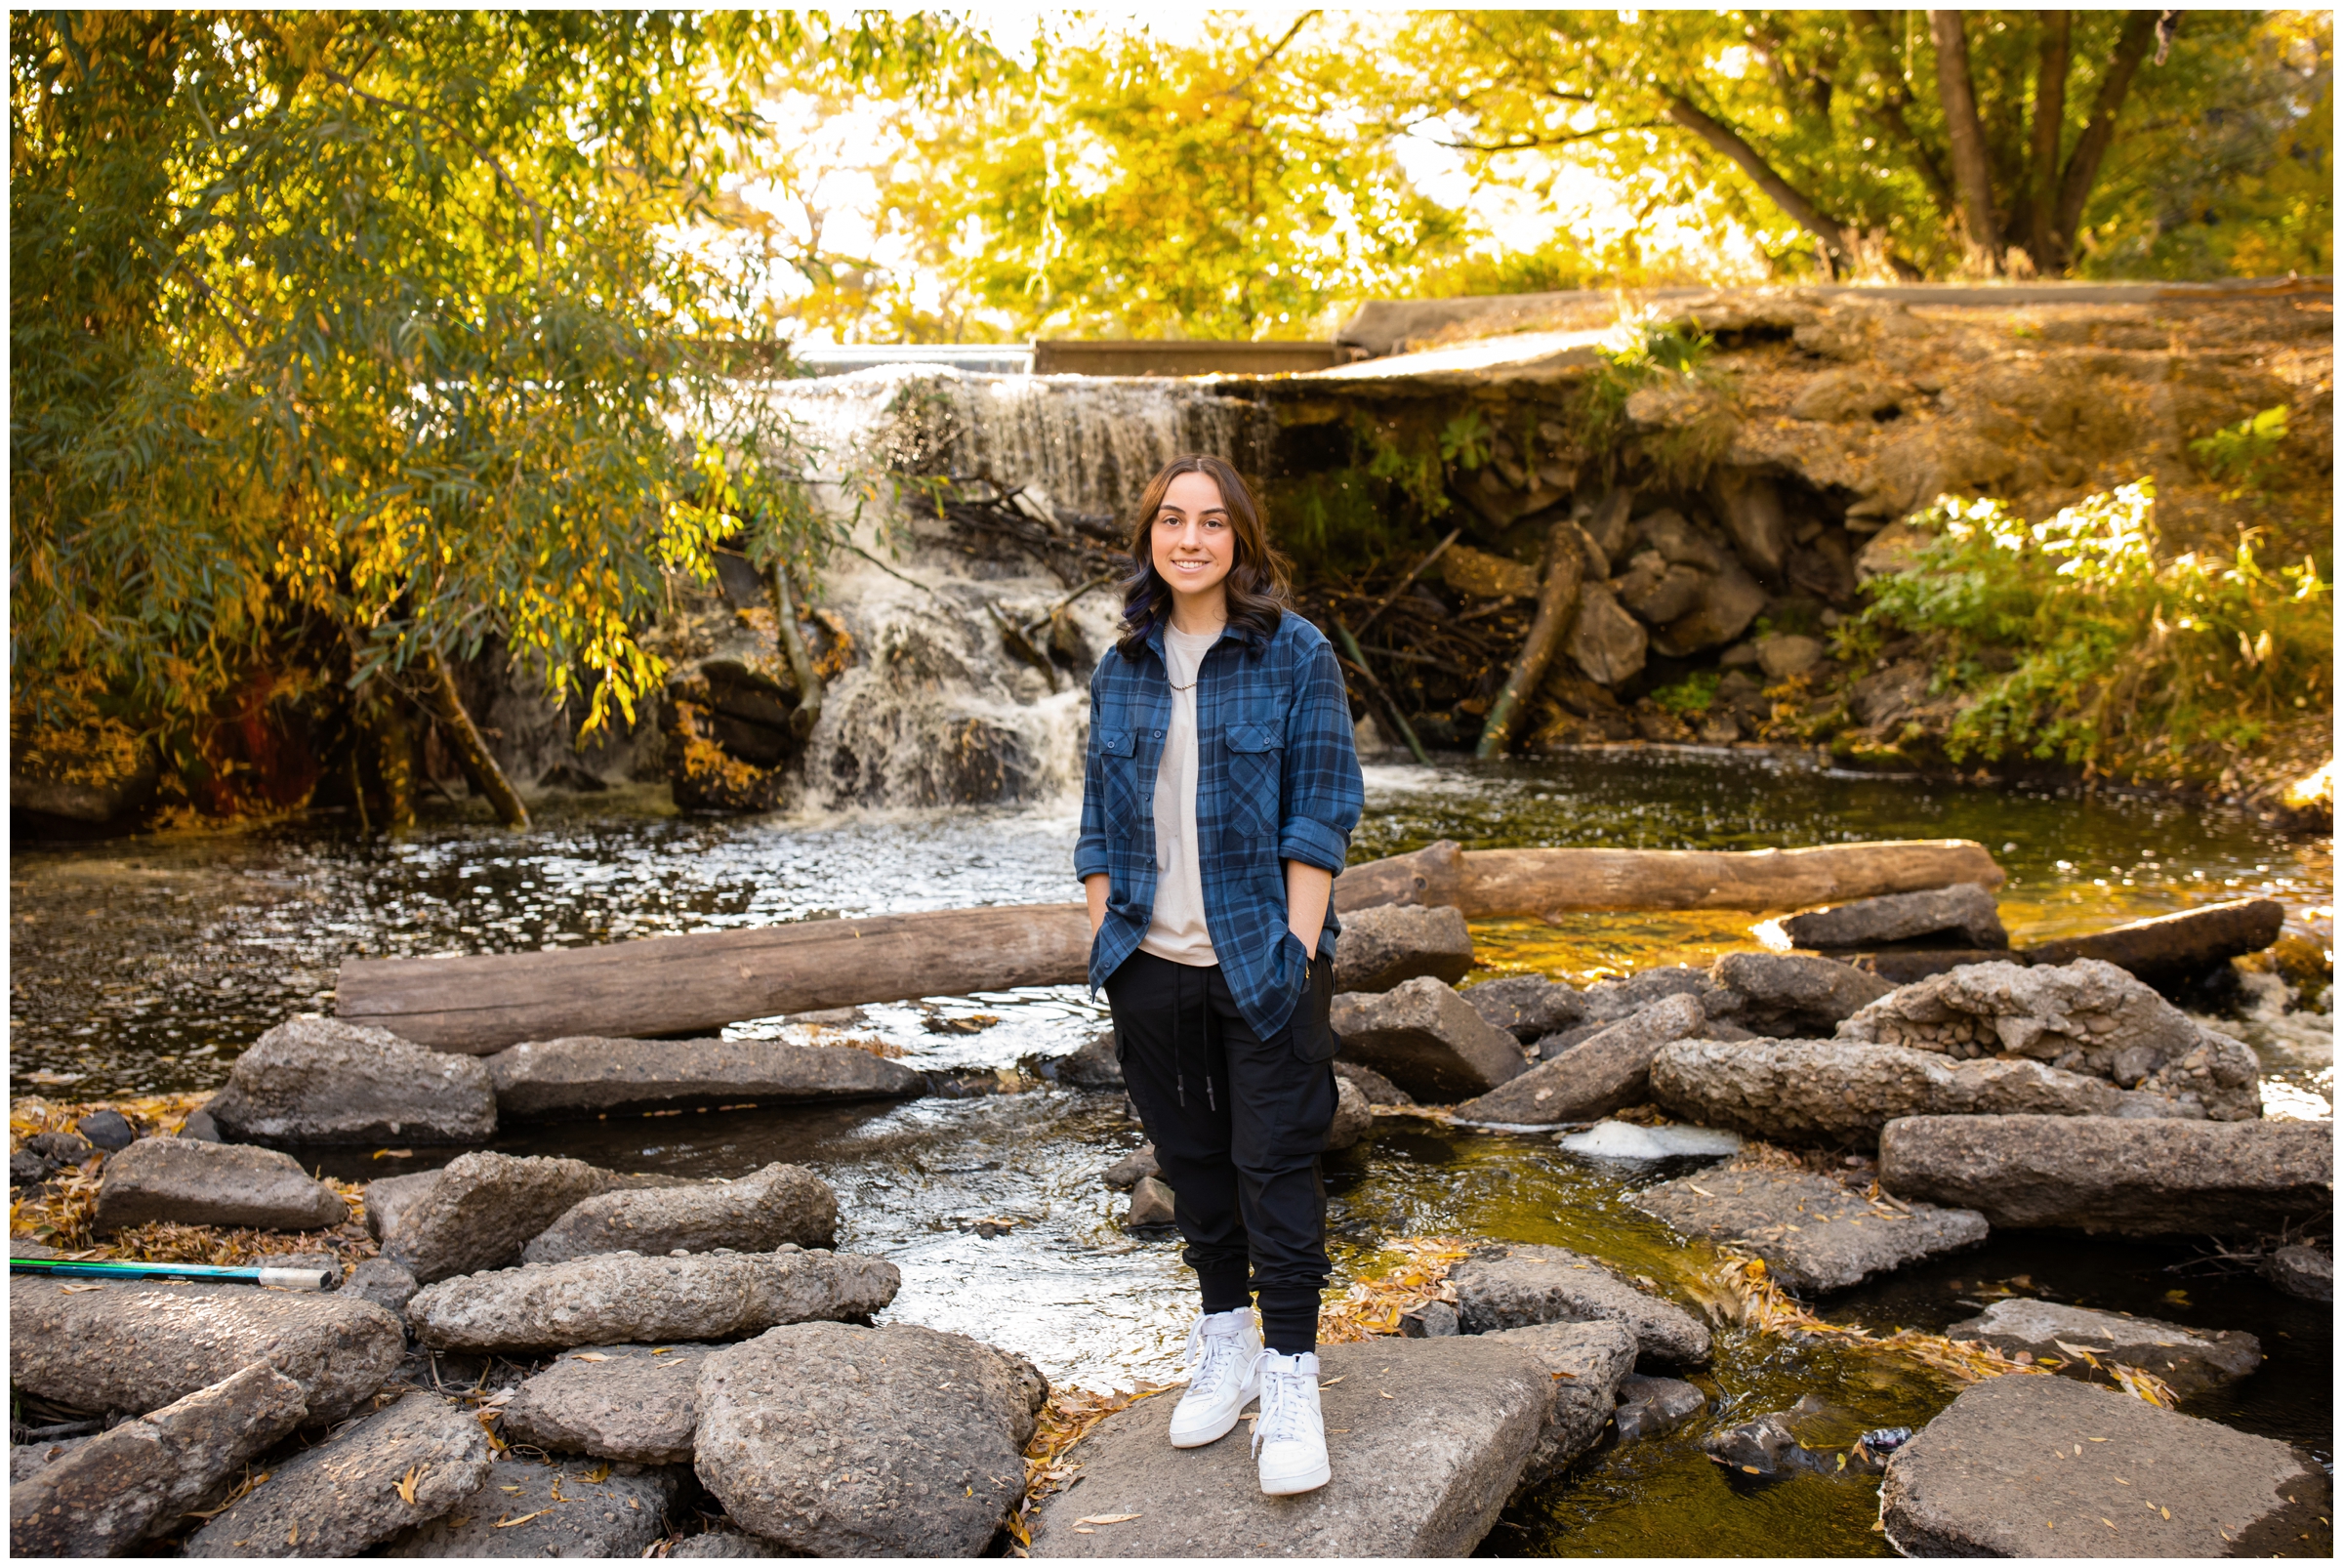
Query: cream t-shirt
1139 624 1220 967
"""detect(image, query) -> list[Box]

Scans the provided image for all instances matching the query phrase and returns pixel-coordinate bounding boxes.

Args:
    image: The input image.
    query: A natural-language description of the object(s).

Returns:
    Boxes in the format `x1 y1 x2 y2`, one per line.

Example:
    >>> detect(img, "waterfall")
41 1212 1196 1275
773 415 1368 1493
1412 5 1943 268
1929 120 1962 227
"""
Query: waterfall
730 366 1271 809
758 365 1275 520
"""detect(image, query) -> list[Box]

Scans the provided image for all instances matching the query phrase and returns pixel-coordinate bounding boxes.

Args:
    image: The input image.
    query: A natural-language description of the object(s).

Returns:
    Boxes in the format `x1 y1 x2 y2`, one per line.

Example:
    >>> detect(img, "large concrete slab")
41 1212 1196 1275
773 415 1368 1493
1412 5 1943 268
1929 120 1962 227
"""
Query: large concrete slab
1635 1152 1988 1293
1880 1372 2329 1556
1027 1337 1549 1557
1877 1115 2334 1236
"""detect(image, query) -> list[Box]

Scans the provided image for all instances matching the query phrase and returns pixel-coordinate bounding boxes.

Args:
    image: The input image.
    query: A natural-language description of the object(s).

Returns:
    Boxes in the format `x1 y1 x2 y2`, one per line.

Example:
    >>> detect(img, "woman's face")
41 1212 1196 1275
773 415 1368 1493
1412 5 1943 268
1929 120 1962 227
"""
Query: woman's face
1151 470 1237 606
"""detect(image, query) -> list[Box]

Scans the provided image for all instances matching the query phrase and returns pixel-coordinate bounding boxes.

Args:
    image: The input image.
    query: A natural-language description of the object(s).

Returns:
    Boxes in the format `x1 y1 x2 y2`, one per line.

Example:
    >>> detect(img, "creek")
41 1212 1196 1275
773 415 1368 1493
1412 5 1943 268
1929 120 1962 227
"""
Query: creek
8 750 2332 1554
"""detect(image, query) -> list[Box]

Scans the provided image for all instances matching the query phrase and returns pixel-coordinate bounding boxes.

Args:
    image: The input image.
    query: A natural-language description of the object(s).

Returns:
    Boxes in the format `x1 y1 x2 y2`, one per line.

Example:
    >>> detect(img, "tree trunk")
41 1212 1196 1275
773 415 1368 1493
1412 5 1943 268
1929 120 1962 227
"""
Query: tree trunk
1475 520 1585 759
2053 10 2164 259
2027 11 2073 268
1331 838 2007 919
334 837 2007 1052
1928 10 2001 269
339 902 1098 1052
1662 94 1859 272
422 651 529 830
767 561 824 742
370 695 416 830
1849 10 1958 216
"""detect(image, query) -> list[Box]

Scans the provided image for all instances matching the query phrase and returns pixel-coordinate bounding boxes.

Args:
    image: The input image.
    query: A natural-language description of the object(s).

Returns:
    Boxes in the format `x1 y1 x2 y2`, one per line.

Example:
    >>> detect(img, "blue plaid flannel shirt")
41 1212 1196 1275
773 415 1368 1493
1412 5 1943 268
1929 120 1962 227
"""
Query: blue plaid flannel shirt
1075 609 1365 1041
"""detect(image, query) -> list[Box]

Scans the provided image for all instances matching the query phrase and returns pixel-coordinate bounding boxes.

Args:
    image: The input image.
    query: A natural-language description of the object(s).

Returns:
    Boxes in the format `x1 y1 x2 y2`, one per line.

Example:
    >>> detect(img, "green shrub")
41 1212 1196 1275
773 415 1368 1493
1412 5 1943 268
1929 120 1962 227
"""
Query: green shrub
1854 481 2331 777
1649 670 1722 716
2188 404 2292 499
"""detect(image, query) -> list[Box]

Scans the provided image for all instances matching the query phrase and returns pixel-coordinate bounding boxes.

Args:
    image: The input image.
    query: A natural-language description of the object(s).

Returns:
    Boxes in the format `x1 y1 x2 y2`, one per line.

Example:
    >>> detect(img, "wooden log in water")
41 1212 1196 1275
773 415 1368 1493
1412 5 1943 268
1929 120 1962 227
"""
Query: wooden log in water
1330 838 2004 919
337 838 2001 1052
337 903 1094 1054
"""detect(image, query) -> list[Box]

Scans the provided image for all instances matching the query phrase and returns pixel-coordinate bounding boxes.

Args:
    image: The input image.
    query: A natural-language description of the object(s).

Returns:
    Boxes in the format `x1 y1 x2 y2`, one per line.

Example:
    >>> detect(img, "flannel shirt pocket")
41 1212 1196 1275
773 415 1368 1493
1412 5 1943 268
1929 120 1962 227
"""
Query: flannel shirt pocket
1222 722 1283 839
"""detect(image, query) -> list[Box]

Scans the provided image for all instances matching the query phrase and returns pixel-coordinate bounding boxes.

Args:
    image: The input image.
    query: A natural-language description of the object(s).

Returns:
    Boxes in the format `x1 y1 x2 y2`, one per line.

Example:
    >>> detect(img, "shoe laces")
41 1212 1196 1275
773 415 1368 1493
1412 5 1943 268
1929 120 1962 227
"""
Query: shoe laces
1251 1355 1317 1455
1182 1315 1248 1398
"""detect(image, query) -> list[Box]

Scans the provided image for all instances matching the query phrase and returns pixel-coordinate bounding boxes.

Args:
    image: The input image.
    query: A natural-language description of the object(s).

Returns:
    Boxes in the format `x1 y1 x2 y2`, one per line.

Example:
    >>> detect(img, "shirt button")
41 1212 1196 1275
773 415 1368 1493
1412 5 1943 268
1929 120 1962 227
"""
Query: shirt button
1153 730 1164 738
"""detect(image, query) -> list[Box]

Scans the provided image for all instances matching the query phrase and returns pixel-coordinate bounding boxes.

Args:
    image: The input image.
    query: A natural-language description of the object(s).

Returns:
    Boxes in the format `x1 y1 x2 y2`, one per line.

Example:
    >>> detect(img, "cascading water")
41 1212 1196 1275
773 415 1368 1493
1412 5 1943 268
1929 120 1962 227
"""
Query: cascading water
743 366 1275 810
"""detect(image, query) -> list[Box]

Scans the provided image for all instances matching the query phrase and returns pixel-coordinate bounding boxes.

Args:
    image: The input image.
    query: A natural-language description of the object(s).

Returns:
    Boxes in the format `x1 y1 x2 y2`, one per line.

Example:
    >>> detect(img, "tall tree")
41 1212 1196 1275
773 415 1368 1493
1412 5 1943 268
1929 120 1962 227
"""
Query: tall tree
1373 9 2317 280
9 10 958 819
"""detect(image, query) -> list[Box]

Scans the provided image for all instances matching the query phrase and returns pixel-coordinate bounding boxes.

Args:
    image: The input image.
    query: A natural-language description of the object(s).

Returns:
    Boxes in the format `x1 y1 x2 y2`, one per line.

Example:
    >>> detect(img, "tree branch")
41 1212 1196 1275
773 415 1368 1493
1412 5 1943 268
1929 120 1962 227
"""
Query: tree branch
1660 93 1859 271
2053 10 2166 257
1432 120 1657 153
1927 10 2001 268
2027 11 2071 268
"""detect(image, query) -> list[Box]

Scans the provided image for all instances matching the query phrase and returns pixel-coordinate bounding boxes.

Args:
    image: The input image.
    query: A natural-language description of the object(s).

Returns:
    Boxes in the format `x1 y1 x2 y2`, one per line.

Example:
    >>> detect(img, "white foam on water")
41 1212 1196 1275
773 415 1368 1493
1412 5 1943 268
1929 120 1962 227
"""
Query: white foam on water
1556 1121 1744 1160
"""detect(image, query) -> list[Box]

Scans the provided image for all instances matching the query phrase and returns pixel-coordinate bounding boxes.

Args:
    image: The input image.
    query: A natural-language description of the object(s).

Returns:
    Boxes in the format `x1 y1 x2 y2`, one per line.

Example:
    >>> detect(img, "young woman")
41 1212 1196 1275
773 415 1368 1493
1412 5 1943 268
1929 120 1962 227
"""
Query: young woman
1075 453 1364 1497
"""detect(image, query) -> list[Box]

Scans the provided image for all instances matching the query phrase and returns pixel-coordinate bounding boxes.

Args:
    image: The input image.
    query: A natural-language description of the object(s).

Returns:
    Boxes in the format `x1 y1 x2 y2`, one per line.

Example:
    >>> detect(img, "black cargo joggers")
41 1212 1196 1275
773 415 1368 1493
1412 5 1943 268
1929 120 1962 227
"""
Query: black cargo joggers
1106 947 1338 1354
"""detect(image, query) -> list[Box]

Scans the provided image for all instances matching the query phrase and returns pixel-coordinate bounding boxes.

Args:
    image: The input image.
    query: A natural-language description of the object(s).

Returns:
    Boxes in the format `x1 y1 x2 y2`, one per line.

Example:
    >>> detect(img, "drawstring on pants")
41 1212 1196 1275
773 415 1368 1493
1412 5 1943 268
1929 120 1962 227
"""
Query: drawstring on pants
1172 962 1214 1111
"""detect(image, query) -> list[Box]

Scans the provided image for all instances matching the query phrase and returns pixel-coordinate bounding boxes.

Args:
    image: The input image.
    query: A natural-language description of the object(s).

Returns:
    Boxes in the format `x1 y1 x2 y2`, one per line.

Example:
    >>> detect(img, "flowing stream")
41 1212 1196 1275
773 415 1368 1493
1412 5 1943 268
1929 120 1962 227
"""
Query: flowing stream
9 752 2332 1555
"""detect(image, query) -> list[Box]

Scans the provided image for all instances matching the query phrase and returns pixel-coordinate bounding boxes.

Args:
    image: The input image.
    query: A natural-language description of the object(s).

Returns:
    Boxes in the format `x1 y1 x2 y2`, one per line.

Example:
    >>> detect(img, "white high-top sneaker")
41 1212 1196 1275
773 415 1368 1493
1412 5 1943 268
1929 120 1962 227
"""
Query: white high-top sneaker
1166 1308 1262 1448
1251 1348 1331 1495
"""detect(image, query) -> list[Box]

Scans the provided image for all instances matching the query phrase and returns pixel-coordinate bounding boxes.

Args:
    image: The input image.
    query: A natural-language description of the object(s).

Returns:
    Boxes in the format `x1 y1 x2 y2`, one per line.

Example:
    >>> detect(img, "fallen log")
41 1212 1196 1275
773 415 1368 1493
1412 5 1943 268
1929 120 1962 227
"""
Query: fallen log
338 904 1093 1054
1474 520 1584 760
1330 838 2002 919
337 838 2002 1052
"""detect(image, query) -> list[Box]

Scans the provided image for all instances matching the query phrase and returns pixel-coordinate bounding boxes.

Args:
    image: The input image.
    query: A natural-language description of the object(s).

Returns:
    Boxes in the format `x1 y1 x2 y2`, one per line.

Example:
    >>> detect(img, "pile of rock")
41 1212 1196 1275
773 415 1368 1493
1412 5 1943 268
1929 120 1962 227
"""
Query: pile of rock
10 1141 1051 1558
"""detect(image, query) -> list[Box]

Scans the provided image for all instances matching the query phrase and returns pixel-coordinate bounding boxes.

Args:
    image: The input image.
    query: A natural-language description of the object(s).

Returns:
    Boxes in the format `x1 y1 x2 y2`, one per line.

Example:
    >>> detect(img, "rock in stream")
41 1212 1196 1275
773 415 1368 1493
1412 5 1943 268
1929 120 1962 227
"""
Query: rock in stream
521 1161 839 1262
694 1321 1047 1557
1634 1150 1988 1292
407 1247 901 1353
92 1136 350 1234
1448 1243 1711 1367
202 1017 498 1146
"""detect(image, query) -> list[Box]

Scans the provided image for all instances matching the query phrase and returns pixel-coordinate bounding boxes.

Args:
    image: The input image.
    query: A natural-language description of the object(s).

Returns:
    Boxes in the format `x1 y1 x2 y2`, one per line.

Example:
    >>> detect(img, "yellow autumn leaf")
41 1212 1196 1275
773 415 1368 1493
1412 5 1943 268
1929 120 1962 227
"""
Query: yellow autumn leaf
394 1465 423 1506
1075 1514 1142 1525
495 1510 550 1529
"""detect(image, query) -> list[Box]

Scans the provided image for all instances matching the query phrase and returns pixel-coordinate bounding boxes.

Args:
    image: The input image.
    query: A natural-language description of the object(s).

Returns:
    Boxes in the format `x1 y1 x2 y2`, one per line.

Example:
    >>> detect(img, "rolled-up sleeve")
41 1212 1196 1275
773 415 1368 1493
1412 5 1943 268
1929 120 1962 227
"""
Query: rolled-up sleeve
1278 636 1363 874
1074 667 1112 883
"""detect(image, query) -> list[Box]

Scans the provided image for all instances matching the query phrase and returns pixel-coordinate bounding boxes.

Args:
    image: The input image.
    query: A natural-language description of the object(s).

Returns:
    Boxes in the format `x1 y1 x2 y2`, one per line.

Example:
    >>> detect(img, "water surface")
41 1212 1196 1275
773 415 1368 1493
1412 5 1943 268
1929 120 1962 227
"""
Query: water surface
10 750 2331 1555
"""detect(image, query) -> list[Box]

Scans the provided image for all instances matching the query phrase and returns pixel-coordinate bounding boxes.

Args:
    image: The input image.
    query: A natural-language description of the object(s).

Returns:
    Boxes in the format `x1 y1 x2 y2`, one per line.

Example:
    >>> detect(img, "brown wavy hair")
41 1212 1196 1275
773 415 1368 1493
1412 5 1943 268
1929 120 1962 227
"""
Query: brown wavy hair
1115 454 1292 659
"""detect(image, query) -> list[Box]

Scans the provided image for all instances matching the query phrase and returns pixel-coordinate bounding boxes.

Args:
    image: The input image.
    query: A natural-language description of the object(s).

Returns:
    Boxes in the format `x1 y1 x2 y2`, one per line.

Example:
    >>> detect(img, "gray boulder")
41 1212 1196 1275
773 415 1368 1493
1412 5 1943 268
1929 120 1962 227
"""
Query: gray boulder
1581 966 1739 1024
1611 1374 1708 1443
1836 958 2262 1120
1783 883 2008 950
1325 1074 1374 1151
695 1321 1047 1557
1709 952 1894 1037
365 1169 444 1243
2261 1243 2333 1302
92 1136 349 1234
9 1363 307 1556
10 1276 402 1424
1027 1336 1550 1557
407 1247 901 1353
1947 1299 2261 1398
1333 1060 1415 1106
484 1036 921 1119
1880 1372 2328 1556
381 1455 678 1557
1454 994 1706 1125
1569 581 1649 686
1648 1038 2190 1147
1877 1114 2334 1236
1464 975 1586 1042
1331 976 1529 1102
672 1530 784 1557
1054 1029 1124 1089
522 1162 838 1263
204 1017 497 1146
499 1343 715 1465
2026 897 2287 982
1633 1151 1988 1292
345 1258 420 1319
1482 1319 1638 1486
1333 903 1475 994
11 1438 91 1483
184 1391 491 1558
384 1151 616 1283
1448 1243 1711 1367
1125 1175 1178 1227
1100 1143 1158 1190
